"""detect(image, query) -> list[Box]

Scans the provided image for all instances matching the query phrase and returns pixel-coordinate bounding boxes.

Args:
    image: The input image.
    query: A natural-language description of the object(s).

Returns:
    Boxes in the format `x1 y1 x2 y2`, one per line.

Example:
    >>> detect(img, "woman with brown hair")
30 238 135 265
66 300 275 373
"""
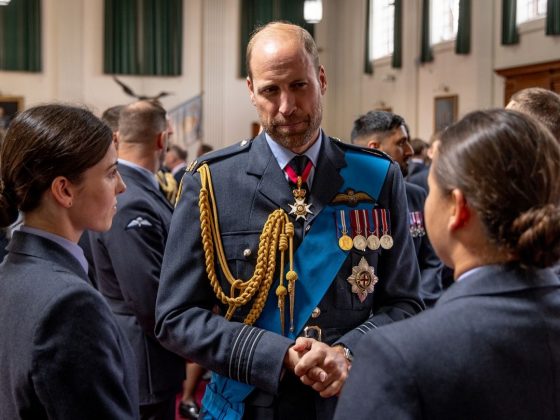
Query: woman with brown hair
0 104 139 419
335 109 560 420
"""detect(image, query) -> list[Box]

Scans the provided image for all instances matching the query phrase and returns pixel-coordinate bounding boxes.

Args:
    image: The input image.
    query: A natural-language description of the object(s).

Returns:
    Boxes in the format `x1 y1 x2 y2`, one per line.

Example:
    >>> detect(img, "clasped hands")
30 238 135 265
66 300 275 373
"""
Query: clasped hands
283 337 351 398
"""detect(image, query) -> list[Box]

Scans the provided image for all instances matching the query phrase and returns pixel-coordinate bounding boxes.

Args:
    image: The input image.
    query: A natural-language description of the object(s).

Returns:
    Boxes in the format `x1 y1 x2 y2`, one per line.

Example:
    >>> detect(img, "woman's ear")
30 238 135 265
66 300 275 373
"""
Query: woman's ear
449 188 470 231
50 176 74 208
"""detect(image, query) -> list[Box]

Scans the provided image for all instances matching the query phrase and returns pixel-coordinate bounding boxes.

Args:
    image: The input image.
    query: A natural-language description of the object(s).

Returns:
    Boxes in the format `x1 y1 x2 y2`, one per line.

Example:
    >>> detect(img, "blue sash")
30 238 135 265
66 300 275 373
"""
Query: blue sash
202 150 390 419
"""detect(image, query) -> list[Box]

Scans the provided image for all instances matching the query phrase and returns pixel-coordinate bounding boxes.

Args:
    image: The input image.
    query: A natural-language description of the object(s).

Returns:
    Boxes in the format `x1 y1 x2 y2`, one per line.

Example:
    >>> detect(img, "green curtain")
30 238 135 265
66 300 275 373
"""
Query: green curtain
104 0 139 74
104 0 182 76
420 0 433 63
0 0 41 72
502 0 519 45
392 0 402 68
141 0 182 75
240 0 315 78
364 0 373 74
546 0 560 35
280 0 315 34
455 0 471 54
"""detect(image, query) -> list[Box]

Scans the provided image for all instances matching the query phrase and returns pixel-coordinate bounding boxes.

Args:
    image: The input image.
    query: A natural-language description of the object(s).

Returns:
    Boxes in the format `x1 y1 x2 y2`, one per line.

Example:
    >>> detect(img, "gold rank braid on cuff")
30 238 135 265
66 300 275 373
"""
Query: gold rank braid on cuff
197 164 297 330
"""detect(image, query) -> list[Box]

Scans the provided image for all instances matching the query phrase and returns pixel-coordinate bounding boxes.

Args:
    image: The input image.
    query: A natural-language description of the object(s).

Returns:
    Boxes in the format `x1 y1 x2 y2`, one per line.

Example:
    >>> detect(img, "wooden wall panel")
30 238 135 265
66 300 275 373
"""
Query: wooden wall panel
495 60 560 105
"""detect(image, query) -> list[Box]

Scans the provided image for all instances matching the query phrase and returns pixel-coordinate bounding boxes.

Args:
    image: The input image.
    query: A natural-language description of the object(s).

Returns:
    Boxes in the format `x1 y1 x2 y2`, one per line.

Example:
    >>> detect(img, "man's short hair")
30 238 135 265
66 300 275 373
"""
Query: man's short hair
101 105 124 133
246 22 319 80
118 101 167 144
410 138 428 156
351 111 408 144
507 87 560 141
198 143 214 157
168 144 187 161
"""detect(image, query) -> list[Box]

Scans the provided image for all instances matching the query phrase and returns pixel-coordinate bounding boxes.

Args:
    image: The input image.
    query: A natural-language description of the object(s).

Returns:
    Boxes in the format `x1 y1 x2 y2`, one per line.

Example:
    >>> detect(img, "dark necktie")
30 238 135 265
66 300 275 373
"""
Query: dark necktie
288 155 310 193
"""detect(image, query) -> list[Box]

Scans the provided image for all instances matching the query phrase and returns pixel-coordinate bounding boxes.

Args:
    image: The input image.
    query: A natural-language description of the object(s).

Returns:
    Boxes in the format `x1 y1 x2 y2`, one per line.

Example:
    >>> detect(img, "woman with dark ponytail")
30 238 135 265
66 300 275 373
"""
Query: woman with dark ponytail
0 104 139 419
335 109 560 420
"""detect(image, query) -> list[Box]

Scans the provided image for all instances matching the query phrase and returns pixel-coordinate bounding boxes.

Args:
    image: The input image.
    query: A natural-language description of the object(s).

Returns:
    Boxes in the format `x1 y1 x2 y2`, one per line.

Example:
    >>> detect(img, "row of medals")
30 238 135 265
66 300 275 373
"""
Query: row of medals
339 231 393 252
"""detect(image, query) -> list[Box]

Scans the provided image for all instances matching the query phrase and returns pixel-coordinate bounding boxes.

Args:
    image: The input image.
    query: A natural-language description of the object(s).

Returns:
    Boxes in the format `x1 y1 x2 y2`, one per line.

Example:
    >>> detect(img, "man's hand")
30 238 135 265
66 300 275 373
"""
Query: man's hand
293 339 351 398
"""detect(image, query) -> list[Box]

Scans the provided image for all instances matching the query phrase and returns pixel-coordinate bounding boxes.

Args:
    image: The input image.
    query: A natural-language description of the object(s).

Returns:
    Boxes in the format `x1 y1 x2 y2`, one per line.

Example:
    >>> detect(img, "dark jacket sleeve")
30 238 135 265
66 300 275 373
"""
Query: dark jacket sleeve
406 182 443 306
334 329 421 420
155 170 293 395
94 197 166 337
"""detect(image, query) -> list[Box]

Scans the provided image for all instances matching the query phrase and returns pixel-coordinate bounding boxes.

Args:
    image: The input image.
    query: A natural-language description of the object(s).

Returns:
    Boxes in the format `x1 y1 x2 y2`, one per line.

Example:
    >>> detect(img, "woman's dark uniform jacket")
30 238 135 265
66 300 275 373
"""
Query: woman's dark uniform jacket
89 164 185 407
335 264 560 420
155 133 424 418
0 231 139 419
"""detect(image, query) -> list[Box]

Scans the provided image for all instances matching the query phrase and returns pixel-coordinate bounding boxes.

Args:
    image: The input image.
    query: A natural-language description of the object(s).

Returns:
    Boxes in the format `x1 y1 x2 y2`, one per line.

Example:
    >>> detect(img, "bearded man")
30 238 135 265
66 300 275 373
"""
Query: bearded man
155 22 423 420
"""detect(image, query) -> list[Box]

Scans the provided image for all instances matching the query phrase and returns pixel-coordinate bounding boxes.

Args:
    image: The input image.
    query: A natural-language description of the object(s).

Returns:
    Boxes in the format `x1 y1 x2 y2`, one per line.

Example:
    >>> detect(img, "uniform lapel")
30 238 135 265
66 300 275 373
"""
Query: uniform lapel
247 134 346 226
247 133 294 210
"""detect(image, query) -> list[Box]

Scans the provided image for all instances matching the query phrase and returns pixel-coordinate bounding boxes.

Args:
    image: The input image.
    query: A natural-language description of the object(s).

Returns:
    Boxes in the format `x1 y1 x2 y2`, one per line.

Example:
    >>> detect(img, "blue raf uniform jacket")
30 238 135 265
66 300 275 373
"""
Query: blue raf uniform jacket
334 264 560 420
155 133 423 419
0 231 139 419
89 164 184 406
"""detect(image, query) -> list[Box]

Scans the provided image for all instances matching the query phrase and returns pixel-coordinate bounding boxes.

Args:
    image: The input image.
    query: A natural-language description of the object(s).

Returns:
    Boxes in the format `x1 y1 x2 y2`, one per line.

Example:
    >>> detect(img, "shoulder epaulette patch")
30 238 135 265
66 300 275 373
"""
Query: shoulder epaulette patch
330 137 393 162
188 139 254 173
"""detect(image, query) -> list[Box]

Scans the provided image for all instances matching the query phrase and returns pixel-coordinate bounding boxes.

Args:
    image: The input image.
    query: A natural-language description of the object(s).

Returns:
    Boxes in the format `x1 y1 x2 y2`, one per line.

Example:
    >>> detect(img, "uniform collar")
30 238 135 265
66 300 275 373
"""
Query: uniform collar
118 158 159 190
264 130 323 187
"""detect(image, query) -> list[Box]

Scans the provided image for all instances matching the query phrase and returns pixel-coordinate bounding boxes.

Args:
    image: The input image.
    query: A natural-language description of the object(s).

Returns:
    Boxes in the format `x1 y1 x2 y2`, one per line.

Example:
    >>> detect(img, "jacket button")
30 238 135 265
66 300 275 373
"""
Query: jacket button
243 248 252 258
311 307 321 318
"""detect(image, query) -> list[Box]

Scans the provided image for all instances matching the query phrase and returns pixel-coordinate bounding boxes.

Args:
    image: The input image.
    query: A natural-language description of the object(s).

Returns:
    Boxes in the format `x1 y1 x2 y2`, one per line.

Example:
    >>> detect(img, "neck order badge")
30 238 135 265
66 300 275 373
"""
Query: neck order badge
285 156 314 221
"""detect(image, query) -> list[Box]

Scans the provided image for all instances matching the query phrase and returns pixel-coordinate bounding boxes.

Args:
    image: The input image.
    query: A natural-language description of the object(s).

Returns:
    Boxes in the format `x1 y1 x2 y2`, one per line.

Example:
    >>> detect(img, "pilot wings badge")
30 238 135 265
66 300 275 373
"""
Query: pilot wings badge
331 189 374 206
126 217 153 229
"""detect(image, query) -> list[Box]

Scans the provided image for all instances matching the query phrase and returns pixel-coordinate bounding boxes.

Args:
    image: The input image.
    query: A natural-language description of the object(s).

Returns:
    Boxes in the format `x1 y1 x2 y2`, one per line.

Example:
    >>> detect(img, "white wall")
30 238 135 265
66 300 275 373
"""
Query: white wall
317 0 560 141
202 0 256 150
0 0 202 116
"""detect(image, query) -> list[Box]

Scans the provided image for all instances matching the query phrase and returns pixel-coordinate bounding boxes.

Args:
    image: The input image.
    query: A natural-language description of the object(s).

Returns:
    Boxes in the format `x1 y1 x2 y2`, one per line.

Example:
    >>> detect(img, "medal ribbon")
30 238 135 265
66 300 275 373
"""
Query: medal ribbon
372 209 380 237
284 160 313 185
360 209 369 235
417 211 425 234
335 209 350 238
350 210 362 237
381 209 391 235
366 210 375 236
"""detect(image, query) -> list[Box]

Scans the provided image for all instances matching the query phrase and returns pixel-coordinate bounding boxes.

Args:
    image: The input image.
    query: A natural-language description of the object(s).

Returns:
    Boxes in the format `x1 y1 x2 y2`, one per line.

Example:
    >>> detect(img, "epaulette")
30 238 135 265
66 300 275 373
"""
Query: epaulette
328 136 394 162
187 138 254 173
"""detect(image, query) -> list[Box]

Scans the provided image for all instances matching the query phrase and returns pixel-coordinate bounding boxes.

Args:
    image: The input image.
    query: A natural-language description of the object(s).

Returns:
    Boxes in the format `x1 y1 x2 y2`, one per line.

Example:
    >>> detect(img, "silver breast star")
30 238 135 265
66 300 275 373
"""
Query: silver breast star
289 198 313 221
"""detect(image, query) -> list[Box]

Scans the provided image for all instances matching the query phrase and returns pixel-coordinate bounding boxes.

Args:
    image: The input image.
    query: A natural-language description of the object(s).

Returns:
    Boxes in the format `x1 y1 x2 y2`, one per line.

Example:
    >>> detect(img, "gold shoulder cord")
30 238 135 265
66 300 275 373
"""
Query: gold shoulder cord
197 164 298 335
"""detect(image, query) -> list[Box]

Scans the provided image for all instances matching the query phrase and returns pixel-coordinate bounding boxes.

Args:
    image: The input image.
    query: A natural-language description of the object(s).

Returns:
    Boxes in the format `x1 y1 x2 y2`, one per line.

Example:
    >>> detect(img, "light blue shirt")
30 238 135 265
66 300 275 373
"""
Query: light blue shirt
118 158 159 190
455 265 490 282
20 225 88 276
265 130 323 189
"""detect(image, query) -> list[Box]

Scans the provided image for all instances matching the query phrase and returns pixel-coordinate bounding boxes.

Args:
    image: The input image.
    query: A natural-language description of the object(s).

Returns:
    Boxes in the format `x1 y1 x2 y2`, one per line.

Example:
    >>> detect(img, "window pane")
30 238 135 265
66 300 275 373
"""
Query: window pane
430 0 459 45
517 0 547 24
369 0 394 60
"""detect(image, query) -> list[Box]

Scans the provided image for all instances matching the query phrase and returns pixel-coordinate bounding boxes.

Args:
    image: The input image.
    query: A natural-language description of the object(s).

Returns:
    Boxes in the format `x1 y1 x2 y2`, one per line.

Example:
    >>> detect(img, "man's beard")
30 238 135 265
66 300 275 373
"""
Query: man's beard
260 104 322 151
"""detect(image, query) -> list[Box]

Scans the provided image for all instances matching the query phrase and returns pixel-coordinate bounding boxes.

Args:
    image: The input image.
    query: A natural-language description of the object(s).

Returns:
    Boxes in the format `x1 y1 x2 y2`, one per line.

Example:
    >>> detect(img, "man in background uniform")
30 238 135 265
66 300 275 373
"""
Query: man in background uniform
90 100 184 420
351 111 443 306
155 22 423 419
